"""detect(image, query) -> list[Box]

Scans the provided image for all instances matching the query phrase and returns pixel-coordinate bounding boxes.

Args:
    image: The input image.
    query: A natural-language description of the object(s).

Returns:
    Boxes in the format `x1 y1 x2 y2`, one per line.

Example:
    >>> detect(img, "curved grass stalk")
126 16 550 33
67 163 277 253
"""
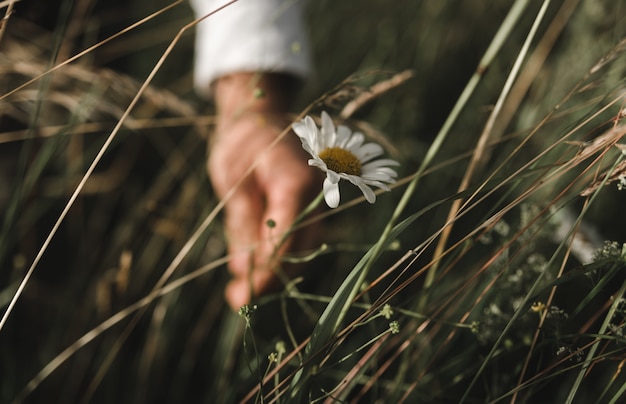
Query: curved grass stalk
394 94 625 399
428 0 549 296
564 157 626 403
567 277 626 403
0 0 20 46
0 0 189 333
459 148 626 403
7 1 250 401
13 254 229 403
286 0 537 400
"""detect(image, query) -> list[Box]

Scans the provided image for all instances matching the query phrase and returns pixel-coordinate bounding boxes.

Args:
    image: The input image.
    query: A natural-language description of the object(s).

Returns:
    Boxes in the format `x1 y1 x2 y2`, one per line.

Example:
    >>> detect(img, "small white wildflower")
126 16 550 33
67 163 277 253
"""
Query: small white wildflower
527 254 546 271
486 303 502 316
507 268 524 284
531 301 546 313
380 304 394 319
547 305 568 320
593 241 622 261
608 323 624 338
494 220 510 237
292 111 400 208
479 232 493 245
238 304 257 319
511 297 524 311
275 341 286 355
389 321 400 334
618 174 626 191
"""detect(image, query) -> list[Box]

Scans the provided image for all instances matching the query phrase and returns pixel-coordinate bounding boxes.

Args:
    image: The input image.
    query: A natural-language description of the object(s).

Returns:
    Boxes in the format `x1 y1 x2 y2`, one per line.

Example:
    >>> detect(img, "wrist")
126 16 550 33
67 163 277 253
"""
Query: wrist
213 72 301 122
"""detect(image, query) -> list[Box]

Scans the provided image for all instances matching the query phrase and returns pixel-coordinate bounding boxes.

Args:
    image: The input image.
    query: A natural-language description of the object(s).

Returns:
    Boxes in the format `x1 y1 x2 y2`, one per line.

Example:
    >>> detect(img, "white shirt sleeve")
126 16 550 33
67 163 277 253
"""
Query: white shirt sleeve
190 0 311 97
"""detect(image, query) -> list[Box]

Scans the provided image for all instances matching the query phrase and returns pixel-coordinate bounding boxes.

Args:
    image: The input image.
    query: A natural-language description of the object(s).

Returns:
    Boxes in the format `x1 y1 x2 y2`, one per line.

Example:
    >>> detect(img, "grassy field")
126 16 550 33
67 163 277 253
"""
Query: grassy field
1 0 626 402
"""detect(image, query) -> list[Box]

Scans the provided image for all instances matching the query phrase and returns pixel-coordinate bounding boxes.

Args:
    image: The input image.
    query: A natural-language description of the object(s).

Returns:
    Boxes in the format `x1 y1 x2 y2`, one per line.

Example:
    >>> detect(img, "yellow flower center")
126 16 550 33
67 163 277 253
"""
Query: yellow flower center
318 147 361 176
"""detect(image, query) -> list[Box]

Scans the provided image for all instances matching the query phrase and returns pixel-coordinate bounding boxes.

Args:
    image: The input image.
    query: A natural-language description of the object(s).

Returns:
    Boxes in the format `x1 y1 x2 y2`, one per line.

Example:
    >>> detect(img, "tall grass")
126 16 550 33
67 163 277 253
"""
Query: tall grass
1 0 626 403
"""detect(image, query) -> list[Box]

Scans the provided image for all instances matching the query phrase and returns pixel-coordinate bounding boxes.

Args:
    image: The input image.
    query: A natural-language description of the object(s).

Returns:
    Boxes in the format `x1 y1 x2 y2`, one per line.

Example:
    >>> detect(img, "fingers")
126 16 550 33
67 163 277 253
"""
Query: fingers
224 182 320 311
259 177 314 267
222 184 280 312
258 135 322 267
223 186 264 280
208 112 321 310
223 181 304 310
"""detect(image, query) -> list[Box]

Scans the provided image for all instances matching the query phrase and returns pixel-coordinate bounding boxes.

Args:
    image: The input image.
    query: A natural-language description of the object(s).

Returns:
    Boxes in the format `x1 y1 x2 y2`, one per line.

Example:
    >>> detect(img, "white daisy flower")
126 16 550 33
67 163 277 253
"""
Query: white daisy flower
292 111 399 208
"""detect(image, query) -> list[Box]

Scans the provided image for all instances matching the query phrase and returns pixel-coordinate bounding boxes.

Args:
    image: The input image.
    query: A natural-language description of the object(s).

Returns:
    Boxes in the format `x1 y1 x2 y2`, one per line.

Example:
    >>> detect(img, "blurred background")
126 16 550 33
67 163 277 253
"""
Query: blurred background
1 0 625 402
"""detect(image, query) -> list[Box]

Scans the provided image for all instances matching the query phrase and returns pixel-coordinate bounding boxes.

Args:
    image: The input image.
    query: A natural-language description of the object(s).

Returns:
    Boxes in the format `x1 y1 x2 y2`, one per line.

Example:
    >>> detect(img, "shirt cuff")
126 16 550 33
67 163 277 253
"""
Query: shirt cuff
191 0 311 97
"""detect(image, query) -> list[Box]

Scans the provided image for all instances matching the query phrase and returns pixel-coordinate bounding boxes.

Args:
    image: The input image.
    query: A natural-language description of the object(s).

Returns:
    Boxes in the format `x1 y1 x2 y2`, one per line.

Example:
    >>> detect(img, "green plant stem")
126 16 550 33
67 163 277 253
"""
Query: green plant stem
330 0 535 342
327 329 392 371
0 0 18 46
424 0 532 295
566 252 626 402
608 369 626 404
460 148 625 403
242 318 264 401
0 0 190 333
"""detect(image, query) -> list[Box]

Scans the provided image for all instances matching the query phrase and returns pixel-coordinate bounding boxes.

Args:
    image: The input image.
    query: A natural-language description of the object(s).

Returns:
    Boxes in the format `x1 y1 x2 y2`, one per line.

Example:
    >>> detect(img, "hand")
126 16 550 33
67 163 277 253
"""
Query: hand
209 73 320 310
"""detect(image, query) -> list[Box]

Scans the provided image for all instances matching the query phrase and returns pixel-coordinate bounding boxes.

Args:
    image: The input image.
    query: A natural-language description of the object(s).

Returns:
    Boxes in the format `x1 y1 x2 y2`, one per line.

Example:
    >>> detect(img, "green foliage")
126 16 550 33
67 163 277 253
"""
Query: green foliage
1 0 626 403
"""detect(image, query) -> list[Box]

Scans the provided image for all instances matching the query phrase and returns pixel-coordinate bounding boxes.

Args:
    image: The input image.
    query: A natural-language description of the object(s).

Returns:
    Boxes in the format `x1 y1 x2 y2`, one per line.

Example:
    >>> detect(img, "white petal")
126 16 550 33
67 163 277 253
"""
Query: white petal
300 140 316 157
294 116 319 153
291 121 303 132
357 182 377 203
292 122 308 140
304 115 322 153
338 172 352 182
345 175 377 203
336 125 351 148
362 165 398 180
362 158 400 170
326 170 340 184
355 143 384 163
323 178 340 208
363 179 391 191
362 171 394 182
346 132 364 150
309 158 327 170
345 174 364 185
371 167 398 178
321 111 335 149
